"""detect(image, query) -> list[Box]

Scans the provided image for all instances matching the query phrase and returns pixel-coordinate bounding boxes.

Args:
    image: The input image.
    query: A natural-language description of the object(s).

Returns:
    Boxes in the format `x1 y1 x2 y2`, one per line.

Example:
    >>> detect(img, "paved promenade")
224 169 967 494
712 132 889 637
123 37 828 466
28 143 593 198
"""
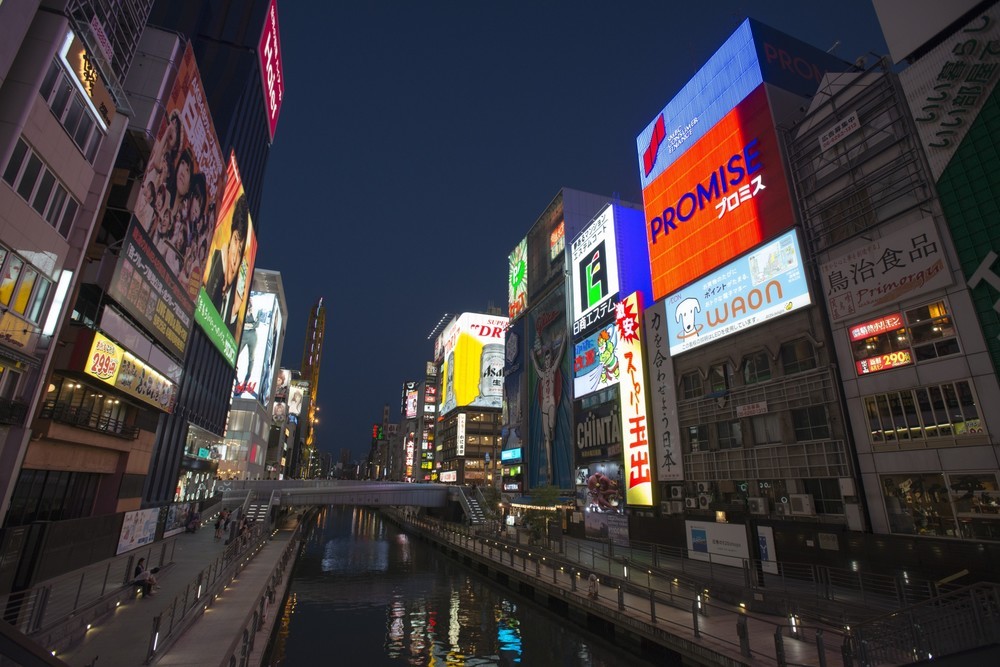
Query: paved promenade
58 515 300 667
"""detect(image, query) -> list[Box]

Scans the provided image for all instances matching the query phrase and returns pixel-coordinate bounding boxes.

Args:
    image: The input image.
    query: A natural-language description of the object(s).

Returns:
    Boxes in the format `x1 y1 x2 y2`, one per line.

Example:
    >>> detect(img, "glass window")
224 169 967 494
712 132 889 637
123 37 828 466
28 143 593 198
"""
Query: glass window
906 301 960 362
709 362 732 393
792 406 830 441
718 420 742 449
866 381 982 444
0 256 24 307
680 372 702 400
12 267 37 316
50 76 73 119
2 138 28 186
40 61 60 101
45 184 67 226
59 198 78 237
781 339 816 374
686 424 709 452
881 473 958 537
27 277 50 324
16 152 42 201
63 97 85 138
741 350 771 384
31 169 56 215
751 413 782 445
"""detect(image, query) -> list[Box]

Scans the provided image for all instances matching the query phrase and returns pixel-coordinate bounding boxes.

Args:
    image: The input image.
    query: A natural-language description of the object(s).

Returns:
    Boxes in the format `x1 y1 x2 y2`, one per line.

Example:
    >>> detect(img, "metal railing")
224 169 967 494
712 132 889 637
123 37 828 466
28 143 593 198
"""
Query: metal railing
39 401 140 439
0 397 28 426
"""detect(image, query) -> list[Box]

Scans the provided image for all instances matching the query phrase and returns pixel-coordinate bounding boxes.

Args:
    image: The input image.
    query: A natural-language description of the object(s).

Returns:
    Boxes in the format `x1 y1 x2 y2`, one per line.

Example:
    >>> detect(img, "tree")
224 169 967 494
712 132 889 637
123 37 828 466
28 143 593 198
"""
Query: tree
522 484 561 544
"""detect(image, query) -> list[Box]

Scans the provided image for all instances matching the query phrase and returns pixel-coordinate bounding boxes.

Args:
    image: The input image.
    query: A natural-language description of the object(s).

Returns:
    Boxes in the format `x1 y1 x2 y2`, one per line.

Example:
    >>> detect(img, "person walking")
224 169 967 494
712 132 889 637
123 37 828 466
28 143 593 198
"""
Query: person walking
587 573 599 599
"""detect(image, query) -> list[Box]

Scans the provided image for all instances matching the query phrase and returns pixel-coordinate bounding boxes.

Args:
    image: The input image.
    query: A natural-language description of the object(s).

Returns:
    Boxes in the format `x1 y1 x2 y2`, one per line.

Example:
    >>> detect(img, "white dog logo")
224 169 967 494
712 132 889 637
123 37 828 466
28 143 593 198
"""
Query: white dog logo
674 297 703 340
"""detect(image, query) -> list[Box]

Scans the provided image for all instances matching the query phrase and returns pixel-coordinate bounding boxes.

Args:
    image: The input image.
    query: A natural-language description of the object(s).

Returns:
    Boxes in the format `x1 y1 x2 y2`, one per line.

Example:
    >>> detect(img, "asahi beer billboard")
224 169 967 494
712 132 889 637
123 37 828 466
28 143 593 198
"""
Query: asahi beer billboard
109 42 224 359
436 312 509 415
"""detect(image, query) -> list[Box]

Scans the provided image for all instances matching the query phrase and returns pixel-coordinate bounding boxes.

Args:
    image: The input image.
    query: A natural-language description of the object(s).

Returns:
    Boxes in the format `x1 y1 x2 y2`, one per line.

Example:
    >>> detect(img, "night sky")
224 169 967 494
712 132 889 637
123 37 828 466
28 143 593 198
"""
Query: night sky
254 1 889 461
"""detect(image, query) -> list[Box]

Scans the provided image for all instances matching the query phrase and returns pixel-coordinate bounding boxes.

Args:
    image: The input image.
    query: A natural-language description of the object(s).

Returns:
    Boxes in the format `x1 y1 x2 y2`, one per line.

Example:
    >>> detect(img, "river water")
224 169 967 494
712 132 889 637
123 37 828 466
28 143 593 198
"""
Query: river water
265 507 663 666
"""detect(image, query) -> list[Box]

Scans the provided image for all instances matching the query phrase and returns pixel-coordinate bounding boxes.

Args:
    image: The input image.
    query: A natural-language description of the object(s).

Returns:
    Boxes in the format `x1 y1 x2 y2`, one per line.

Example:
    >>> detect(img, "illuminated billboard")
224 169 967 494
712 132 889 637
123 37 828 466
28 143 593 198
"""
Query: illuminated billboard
402 381 418 419
195 151 258 366
570 204 651 339
526 195 565 303
436 312 509 414
664 229 812 356
642 86 796 300
109 42 225 359
574 388 622 463
508 236 528 320
258 0 285 141
288 380 308 416
637 18 850 189
502 318 526 456
274 368 291 402
615 292 654 507
573 323 620 399
234 291 281 403
77 330 178 412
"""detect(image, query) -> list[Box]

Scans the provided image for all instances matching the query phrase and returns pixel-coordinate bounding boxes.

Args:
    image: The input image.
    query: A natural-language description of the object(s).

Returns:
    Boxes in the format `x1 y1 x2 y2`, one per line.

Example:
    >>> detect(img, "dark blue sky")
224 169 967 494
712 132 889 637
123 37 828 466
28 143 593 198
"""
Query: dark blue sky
255 1 889 461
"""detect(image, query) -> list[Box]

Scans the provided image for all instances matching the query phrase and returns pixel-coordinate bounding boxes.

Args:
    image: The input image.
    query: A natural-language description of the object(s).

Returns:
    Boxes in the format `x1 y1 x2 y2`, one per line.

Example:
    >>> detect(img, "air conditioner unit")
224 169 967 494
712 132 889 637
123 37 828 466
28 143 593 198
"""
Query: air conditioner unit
698 493 711 509
838 477 856 497
790 494 816 516
748 497 768 515
696 481 712 494
670 500 685 514
670 486 684 500
684 497 698 509
774 502 789 516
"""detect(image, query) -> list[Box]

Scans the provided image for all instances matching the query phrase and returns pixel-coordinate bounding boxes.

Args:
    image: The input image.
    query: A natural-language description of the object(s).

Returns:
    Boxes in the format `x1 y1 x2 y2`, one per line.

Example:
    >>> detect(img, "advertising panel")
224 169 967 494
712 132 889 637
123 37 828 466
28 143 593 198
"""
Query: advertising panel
164 502 193 538
576 460 624 512
234 291 280 402
615 293 654 507
288 380 308 416
584 511 629 546
195 151 258 366
685 520 751 569
437 312 509 414
117 507 160 555
573 323 620 399
527 285 573 488
502 318 525 456
642 86 796 301
526 195 565 303
570 206 619 337
644 301 683 482
574 387 622 464
664 229 812 357
80 331 178 412
819 218 950 322
508 236 528 319
258 0 285 141
404 386 418 419
109 43 225 359
456 413 466 456
59 31 115 128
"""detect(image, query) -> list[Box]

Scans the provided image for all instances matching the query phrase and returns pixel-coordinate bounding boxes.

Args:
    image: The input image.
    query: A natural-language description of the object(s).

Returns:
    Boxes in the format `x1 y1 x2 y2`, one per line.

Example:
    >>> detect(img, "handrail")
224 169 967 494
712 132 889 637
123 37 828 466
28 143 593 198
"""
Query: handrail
39 400 139 439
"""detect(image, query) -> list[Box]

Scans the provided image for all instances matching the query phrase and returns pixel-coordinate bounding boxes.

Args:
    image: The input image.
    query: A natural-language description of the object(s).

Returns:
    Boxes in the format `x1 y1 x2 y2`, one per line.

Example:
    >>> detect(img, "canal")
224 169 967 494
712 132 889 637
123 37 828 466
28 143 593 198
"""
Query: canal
264 506 666 665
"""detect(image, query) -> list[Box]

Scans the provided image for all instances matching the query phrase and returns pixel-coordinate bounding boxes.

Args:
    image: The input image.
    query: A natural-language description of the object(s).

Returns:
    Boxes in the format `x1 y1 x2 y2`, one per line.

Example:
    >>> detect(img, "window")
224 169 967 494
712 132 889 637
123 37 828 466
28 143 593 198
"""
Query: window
708 362 732 393
741 351 771 384
0 256 23 307
792 406 831 441
751 413 782 445
781 339 817 375
40 59 103 161
11 267 37 316
906 301 960 361
0 247 52 325
5 468 99 527
865 380 982 444
680 372 702 399
686 424 709 452
851 302 960 375
802 478 845 514
2 138 80 238
718 420 743 449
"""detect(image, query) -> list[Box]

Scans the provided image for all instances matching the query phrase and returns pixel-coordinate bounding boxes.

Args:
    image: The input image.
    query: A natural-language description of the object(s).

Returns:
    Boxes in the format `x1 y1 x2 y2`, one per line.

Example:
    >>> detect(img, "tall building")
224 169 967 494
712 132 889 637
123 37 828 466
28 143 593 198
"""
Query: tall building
298 297 325 476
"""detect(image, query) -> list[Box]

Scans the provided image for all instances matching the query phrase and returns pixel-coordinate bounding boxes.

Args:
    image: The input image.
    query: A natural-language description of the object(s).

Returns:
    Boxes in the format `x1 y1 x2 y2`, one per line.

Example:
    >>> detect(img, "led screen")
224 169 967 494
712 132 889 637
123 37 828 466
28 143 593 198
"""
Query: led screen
508 236 528 319
663 229 811 356
195 151 259 366
108 43 224 358
234 291 281 404
642 85 796 300
437 313 509 414
570 205 620 337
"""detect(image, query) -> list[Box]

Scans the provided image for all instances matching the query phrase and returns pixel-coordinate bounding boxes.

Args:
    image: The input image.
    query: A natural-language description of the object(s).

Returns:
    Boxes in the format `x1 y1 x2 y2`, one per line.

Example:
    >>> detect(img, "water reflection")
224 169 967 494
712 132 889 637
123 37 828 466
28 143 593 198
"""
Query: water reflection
268 507 658 666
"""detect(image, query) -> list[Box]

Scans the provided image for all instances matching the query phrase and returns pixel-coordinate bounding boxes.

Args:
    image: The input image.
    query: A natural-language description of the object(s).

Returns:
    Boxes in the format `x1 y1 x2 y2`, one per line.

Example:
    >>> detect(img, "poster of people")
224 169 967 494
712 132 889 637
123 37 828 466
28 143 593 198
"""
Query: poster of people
109 42 225 359
234 291 281 403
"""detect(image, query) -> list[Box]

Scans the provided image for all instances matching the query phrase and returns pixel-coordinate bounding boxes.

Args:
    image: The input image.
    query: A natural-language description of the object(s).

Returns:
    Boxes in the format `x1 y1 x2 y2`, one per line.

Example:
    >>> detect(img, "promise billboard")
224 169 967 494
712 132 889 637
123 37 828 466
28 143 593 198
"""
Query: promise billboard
641 85 796 300
109 42 225 358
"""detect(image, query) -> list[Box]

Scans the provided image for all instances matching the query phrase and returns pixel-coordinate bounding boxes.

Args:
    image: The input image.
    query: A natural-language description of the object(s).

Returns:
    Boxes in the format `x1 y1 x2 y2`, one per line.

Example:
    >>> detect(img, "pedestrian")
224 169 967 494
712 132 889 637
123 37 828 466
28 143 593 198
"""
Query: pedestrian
587 573 599 599
134 558 158 597
214 515 224 540
222 507 231 531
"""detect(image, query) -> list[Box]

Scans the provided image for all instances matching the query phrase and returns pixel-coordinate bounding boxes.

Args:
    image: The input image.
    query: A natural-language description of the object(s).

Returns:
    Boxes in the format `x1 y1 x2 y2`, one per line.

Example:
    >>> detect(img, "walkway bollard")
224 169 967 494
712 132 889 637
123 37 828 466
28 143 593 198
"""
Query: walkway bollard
737 615 751 658
147 614 161 663
774 626 786 667
692 600 700 638
816 629 827 667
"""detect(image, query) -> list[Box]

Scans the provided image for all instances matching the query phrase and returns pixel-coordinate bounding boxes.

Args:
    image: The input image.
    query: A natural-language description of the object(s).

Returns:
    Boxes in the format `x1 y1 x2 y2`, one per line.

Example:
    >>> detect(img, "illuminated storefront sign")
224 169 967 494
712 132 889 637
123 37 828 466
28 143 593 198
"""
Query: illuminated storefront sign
850 311 913 375
456 413 466 456
82 331 177 412
615 293 654 507
573 324 621 399
856 350 913 375
508 237 528 319
501 448 522 462
574 396 622 462
642 86 796 300
195 151 258 366
258 0 284 140
436 312 509 414
59 31 115 128
440 470 457 483
819 218 950 322
663 229 812 356
849 313 904 342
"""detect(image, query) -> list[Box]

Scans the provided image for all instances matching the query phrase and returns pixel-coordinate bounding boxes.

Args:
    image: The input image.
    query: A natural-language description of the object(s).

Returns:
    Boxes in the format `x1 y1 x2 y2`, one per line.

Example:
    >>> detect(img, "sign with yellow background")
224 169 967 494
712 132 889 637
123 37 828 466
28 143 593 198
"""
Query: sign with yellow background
83 332 177 412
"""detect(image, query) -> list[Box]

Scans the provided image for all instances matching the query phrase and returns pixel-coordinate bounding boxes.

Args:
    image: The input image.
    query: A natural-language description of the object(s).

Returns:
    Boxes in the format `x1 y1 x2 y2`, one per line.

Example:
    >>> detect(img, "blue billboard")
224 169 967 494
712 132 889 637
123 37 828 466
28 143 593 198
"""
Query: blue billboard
663 228 812 356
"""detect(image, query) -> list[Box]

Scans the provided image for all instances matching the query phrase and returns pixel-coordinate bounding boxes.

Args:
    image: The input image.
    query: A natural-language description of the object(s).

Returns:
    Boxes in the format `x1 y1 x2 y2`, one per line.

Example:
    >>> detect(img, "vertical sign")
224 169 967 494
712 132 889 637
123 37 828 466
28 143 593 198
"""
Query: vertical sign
615 293 654 506
457 413 467 456
643 302 683 482
258 0 284 141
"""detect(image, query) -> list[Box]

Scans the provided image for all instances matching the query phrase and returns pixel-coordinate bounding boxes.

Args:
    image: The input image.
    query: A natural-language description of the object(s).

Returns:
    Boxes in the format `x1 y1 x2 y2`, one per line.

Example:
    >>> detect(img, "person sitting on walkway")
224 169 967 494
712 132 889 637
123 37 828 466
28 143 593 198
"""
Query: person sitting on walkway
134 558 158 597
587 573 599 599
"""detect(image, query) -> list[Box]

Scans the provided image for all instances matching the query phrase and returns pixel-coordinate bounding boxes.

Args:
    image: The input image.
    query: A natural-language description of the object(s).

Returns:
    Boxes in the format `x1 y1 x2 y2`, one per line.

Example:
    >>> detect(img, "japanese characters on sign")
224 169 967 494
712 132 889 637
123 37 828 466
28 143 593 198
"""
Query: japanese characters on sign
615 293 654 506
571 205 620 337
818 109 860 152
819 218 951 322
642 302 683 482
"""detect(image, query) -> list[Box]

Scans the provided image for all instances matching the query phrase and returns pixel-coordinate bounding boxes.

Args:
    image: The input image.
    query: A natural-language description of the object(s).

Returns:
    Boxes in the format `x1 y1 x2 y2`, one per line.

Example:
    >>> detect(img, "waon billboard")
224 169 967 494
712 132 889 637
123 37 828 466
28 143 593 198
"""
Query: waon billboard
641 85 796 301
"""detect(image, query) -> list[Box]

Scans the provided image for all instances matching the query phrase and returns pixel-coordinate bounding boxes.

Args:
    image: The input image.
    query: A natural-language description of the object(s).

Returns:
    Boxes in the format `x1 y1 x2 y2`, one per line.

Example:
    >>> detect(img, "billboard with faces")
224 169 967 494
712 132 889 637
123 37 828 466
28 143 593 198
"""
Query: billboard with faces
109 42 225 359
195 151 258 366
288 379 309 416
234 291 281 404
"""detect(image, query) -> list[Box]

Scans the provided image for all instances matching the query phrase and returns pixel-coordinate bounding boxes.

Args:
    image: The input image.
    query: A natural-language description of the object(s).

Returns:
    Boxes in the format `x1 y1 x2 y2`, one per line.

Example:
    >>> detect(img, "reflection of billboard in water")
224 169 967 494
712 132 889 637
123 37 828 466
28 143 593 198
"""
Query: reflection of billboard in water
436 313 509 414
234 291 281 404
108 43 225 358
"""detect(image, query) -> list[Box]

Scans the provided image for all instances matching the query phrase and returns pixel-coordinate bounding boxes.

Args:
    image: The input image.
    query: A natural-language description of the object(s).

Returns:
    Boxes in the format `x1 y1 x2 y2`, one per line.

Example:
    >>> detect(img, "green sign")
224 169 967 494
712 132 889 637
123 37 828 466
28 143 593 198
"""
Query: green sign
195 287 237 367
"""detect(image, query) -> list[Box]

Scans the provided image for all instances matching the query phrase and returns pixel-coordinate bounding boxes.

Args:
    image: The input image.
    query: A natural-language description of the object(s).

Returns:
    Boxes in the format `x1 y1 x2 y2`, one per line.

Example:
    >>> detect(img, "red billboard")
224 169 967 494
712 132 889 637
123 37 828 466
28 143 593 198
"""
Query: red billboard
258 0 284 141
641 85 796 301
